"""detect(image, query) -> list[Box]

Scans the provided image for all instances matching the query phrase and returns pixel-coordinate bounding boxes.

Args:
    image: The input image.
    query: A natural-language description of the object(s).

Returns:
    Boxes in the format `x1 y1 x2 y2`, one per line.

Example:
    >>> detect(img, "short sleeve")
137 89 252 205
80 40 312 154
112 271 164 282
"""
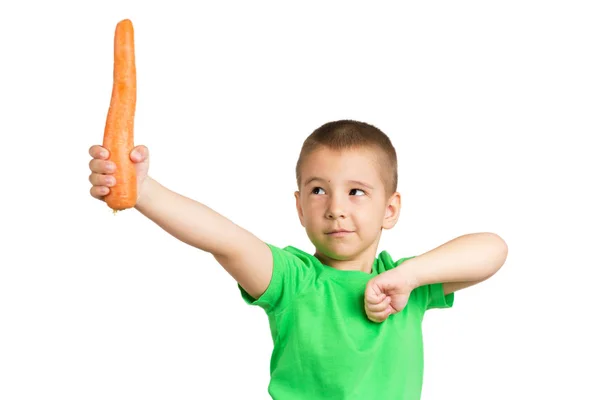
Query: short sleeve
238 243 315 314
409 283 454 312
424 282 454 310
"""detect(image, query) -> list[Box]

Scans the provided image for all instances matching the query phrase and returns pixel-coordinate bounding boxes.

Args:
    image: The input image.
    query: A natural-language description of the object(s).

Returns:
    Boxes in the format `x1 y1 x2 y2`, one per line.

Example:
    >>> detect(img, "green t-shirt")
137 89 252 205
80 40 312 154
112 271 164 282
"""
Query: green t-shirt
239 243 454 400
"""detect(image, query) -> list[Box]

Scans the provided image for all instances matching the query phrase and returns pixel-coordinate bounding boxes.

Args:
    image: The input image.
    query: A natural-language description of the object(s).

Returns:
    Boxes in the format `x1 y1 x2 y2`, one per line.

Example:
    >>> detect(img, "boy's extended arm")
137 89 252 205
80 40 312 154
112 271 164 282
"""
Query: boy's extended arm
134 177 272 299
401 232 508 295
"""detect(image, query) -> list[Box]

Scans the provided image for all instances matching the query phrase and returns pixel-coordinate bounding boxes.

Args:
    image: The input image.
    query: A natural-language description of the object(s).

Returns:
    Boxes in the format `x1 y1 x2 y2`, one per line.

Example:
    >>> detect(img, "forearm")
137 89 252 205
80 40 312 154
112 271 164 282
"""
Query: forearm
134 176 255 257
400 232 508 288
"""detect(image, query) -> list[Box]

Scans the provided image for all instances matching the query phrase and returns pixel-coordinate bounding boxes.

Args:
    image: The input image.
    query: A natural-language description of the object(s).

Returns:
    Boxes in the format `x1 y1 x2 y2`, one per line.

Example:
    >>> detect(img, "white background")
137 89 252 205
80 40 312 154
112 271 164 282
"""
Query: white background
1 1 599 399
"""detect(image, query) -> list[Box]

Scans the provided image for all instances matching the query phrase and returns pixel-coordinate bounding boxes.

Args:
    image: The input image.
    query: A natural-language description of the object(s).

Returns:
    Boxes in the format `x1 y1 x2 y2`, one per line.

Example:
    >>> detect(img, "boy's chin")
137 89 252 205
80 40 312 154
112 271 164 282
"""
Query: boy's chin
314 242 360 261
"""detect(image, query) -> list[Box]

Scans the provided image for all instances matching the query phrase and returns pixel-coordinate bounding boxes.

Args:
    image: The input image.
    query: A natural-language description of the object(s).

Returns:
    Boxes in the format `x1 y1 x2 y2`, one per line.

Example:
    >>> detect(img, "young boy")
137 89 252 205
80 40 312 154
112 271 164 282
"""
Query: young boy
88 119 508 399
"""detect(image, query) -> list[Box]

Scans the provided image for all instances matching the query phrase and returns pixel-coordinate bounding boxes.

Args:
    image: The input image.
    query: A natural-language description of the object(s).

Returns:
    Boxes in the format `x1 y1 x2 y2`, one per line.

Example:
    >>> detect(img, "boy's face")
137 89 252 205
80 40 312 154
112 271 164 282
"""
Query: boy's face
294 146 400 262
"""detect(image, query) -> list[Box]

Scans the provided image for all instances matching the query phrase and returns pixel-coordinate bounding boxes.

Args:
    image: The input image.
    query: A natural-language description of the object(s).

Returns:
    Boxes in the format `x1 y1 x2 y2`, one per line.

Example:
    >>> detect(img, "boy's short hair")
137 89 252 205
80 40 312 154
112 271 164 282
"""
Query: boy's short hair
295 119 398 198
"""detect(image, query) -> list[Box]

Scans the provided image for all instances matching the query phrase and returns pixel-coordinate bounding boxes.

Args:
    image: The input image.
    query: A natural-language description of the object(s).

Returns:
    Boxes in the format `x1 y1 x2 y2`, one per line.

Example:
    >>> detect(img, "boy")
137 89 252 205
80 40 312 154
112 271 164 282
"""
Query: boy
88 119 508 399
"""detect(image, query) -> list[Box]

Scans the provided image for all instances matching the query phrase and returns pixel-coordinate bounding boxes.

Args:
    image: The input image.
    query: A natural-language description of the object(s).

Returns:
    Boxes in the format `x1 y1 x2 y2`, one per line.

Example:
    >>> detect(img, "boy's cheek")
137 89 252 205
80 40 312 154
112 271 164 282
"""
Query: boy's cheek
306 227 326 246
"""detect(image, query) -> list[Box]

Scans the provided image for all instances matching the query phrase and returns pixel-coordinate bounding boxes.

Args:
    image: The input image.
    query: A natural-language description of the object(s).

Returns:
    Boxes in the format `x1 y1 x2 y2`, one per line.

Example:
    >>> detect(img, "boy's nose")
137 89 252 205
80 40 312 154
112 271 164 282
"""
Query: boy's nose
326 209 346 219
326 198 346 219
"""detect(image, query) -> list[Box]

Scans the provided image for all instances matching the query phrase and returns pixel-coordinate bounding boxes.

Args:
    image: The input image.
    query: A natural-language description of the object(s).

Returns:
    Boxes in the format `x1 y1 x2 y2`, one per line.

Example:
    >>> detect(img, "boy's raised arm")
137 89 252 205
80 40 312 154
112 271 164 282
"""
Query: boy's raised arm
134 177 273 299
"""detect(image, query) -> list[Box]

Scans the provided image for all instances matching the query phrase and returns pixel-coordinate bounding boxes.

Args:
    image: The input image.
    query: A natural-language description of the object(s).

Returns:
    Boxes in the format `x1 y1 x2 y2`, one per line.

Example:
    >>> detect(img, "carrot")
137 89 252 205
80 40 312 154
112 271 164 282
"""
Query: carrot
102 18 137 213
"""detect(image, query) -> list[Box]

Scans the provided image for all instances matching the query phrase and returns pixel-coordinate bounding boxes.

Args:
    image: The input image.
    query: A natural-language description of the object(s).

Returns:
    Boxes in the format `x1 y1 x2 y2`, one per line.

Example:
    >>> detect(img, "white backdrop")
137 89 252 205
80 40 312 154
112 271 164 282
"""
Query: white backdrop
1 1 599 399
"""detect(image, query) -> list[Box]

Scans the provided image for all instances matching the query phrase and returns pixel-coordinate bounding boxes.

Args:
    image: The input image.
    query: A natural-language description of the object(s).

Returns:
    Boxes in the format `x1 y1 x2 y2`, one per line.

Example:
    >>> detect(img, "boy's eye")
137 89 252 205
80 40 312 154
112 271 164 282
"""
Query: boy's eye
310 187 365 196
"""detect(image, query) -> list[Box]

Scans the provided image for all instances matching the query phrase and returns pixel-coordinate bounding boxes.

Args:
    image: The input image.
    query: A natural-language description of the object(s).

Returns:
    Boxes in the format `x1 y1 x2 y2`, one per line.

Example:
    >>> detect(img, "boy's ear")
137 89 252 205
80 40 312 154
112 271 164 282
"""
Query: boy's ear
294 191 306 227
382 192 401 230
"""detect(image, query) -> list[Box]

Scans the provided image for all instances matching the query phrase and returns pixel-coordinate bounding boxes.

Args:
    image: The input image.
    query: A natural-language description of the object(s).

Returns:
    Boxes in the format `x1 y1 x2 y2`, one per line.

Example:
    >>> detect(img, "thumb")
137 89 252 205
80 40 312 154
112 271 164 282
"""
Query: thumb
130 145 149 163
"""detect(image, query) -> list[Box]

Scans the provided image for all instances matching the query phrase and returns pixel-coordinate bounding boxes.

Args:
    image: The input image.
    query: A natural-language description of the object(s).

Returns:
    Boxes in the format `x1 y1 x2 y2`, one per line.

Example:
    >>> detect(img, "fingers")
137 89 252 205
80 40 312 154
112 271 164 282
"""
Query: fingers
89 171 116 187
89 158 116 174
366 296 391 313
88 144 115 201
367 291 386 305
365 281 384 303
366 305 393 323
365 294 393 323
90 185 109 200
89 145 115 174
89 172 115 199
89 145 109 159
367 307 393 323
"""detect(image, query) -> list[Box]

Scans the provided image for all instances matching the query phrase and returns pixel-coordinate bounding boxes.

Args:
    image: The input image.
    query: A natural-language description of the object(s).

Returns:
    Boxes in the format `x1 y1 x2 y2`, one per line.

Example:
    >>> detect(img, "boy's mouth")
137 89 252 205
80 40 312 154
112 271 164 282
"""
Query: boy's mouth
326 229 354 237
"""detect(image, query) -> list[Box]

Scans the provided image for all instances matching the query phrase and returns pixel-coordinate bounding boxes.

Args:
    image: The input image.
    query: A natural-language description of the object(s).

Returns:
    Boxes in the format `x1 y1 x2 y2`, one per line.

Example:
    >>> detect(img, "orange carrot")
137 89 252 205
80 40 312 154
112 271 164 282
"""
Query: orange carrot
103 19 137 213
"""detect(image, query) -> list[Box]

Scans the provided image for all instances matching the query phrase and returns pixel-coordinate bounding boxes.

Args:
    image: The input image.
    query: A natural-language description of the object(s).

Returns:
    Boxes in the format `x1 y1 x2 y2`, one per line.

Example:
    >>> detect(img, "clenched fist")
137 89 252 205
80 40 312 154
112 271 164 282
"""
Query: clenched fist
364 267 418 323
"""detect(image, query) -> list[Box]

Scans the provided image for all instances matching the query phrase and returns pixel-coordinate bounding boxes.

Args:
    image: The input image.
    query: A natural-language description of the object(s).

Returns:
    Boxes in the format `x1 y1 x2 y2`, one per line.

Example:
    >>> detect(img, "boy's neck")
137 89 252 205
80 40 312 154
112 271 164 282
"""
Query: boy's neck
313 241 380 273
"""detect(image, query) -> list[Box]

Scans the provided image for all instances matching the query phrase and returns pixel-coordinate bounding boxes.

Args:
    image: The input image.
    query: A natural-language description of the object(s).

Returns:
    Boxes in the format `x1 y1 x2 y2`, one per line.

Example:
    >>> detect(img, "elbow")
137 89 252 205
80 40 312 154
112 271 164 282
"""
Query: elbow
469 232 508 278
493 232 509 259
487 232 508 276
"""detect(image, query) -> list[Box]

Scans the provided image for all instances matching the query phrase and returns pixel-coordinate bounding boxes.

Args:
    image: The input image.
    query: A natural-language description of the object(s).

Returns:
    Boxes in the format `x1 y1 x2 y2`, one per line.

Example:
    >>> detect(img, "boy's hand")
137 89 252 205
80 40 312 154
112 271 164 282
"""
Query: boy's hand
364 268 418 323
88 144 150 203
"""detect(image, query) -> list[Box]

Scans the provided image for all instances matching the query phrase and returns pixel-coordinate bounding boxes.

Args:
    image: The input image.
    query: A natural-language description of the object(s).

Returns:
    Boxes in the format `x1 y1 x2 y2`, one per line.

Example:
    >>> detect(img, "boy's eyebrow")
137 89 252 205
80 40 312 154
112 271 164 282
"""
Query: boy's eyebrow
304 176 374 190
349 180 374 190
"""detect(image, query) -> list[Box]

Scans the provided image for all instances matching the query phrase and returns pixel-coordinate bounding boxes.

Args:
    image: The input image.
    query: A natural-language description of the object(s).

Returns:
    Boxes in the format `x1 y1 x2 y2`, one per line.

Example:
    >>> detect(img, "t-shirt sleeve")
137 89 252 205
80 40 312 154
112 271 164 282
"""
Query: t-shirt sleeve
395 256 455 311
238 243 314 314
421 282 454 310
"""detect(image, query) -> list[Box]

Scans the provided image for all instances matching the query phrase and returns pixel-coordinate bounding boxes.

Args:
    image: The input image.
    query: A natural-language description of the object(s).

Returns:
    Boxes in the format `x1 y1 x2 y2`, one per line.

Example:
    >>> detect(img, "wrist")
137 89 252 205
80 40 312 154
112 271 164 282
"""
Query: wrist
392 258 421 290
135 176 157 211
